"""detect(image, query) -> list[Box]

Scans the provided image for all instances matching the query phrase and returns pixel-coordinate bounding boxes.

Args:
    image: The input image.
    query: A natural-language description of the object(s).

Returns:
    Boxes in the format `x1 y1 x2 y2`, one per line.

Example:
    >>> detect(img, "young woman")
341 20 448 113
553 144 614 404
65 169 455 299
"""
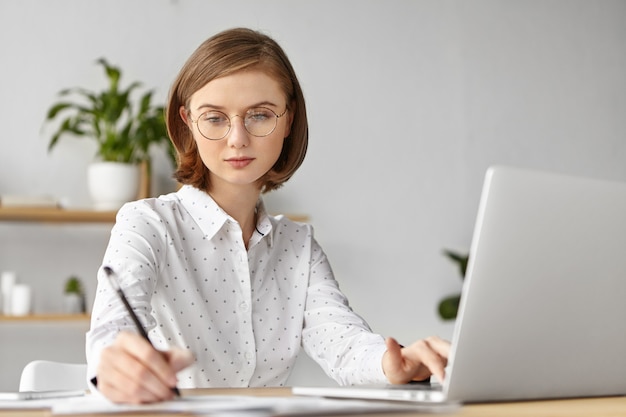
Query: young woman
86 27 449 404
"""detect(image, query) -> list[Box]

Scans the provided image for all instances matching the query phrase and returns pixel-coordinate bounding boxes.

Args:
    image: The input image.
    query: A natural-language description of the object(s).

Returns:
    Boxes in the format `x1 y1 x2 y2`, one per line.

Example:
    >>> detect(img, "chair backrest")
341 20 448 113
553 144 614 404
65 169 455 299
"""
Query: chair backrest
19 360 88 392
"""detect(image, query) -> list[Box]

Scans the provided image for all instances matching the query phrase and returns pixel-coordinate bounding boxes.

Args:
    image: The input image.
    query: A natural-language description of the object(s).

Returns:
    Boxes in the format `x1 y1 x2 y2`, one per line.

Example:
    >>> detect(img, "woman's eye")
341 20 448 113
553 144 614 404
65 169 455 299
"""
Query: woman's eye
201 112 228 124
247 109 272 122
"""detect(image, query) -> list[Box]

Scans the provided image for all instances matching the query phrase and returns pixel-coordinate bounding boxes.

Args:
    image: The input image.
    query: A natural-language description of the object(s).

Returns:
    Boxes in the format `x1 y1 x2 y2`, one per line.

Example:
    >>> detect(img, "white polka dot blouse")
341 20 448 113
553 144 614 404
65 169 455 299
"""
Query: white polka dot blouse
86 185 387 388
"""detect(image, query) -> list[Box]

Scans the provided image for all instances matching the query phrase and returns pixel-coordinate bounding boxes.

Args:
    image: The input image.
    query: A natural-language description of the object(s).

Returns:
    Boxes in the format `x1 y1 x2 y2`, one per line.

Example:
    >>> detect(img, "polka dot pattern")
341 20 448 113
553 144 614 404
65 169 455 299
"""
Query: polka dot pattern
86 185 387 388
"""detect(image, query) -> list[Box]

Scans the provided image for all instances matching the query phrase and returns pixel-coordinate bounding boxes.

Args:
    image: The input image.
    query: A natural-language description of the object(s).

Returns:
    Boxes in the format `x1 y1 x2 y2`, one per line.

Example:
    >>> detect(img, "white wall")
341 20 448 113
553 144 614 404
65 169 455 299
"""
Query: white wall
0 0 625 390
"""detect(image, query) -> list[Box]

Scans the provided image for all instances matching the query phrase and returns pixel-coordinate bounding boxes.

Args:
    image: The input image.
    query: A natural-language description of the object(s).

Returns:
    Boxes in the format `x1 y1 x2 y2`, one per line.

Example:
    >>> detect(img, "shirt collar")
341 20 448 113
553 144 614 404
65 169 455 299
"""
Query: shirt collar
177 185 274 247
254 199 274 248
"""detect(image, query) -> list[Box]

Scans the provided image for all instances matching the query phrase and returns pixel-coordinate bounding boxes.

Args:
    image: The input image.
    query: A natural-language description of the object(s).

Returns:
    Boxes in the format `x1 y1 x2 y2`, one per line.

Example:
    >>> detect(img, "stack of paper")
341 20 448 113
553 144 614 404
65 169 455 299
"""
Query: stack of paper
50 393 460 415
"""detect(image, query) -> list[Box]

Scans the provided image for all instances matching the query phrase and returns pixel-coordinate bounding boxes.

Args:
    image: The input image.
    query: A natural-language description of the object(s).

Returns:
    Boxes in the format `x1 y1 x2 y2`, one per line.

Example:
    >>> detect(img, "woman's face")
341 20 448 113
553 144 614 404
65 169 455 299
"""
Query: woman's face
181 69 292 192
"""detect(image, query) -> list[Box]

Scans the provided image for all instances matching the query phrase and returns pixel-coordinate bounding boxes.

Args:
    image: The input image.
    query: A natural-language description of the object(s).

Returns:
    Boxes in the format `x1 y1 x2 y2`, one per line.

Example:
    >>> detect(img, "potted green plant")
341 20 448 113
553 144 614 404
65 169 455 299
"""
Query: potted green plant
45 58 176 210
438 249 469 320
63 276 86 314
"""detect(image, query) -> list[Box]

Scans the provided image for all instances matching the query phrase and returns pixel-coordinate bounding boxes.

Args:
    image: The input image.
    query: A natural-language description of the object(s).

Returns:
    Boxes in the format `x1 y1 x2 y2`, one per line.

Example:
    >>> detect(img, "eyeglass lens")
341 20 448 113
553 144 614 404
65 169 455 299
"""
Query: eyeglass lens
196 107 281 140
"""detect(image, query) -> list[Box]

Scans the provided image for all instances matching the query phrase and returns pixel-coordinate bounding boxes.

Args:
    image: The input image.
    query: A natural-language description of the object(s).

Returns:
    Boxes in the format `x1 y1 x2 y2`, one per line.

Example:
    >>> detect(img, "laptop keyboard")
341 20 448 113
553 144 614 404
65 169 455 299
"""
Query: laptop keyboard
388 381 443 392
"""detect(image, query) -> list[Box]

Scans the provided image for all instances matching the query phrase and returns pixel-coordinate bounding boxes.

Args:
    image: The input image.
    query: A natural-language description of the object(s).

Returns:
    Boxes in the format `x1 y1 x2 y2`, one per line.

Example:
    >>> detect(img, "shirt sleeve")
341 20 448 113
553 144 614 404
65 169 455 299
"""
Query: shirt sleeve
85 201 164 382
301 237 388 385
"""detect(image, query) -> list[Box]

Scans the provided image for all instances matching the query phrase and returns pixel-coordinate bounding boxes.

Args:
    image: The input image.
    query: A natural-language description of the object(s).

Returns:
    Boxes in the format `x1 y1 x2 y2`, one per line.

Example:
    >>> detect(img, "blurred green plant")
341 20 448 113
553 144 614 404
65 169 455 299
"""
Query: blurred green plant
438 249 469 320
64 276 84 295
45 58 175 166
64 275 86 313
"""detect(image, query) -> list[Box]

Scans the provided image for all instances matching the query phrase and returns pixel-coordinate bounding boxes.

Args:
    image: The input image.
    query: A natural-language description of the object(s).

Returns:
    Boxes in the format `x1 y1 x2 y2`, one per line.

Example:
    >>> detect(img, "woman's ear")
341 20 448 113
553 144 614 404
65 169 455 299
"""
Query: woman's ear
179 106 191 128
284 101 295 138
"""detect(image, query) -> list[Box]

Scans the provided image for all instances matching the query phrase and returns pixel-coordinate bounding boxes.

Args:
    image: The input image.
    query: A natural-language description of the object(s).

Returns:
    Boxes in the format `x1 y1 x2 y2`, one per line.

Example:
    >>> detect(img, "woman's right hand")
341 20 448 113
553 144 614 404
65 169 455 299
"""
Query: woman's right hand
96 331 194 404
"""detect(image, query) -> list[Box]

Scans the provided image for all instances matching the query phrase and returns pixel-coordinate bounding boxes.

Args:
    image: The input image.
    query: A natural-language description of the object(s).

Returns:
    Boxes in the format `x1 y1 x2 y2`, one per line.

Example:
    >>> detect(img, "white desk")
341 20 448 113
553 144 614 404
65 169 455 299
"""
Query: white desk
2 388 626 416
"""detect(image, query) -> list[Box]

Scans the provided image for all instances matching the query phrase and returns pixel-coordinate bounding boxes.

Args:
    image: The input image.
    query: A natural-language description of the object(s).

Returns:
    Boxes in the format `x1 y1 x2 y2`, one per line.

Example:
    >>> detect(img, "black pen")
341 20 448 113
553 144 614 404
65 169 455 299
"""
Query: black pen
103 266 181 397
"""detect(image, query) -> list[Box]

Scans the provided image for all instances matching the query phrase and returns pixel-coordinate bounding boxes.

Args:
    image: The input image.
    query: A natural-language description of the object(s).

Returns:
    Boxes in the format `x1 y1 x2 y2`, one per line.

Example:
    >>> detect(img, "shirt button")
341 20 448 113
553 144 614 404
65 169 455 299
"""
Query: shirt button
245 351 254 360
239 302 249 311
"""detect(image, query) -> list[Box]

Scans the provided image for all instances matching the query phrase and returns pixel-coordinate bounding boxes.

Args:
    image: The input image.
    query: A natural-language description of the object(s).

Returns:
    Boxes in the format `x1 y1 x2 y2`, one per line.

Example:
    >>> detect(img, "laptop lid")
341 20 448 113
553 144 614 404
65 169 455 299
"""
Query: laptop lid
445 165 626 402
294 166 626 404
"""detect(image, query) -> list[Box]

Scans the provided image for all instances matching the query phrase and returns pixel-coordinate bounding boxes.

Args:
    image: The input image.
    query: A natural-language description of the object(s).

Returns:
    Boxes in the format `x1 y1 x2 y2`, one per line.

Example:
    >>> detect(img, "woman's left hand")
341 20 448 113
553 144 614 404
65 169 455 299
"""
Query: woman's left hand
382 336 450 384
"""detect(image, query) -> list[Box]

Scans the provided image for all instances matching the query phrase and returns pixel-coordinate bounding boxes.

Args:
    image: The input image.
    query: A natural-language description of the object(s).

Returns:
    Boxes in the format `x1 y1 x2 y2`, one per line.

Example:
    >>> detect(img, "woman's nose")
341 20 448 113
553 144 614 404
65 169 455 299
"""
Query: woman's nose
226 115 250 148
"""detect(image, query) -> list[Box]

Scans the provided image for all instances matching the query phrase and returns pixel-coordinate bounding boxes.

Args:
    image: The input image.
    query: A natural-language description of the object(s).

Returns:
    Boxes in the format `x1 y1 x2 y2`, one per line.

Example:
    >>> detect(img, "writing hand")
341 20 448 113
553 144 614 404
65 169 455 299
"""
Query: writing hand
382 336 450 385
96 331 194 404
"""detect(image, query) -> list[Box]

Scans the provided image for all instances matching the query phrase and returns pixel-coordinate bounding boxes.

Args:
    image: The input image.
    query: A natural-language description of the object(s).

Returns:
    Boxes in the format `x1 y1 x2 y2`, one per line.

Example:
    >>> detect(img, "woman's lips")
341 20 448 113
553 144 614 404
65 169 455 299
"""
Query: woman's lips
225 157 254 168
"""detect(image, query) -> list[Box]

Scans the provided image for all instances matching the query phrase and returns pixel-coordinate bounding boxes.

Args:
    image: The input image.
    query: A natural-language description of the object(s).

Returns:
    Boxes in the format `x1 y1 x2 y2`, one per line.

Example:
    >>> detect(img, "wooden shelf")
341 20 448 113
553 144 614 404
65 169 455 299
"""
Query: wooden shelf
0 206 308 224
0 313 90 322
0 207 115 223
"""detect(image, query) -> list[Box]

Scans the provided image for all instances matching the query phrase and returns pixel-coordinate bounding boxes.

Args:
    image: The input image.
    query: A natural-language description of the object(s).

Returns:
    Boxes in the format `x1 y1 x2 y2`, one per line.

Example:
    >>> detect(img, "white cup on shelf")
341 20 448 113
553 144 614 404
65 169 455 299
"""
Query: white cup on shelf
11 284 32 316
1 271 16 315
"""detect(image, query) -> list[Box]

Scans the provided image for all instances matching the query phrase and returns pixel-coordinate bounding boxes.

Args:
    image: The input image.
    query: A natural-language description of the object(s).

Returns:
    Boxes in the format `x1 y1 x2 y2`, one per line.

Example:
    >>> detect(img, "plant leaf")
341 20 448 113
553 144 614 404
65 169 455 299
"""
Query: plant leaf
443 249 469 278
438 294 461 320
45 57 175 164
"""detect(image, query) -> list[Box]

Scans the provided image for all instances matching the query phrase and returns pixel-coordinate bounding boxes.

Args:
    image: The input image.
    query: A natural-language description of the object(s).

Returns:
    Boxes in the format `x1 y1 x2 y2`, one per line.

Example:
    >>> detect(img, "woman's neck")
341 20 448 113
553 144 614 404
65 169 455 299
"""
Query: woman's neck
208 183 261 248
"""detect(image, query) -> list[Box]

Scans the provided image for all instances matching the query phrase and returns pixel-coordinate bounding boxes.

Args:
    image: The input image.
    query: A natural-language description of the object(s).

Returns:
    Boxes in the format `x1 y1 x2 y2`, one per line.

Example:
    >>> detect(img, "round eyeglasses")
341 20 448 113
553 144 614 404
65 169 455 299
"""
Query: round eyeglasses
189 107 288 141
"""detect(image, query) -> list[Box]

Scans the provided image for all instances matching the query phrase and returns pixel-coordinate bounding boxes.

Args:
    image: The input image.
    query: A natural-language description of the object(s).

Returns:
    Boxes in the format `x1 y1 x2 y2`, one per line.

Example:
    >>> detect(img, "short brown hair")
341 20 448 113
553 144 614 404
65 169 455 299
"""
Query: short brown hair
166 28 308 193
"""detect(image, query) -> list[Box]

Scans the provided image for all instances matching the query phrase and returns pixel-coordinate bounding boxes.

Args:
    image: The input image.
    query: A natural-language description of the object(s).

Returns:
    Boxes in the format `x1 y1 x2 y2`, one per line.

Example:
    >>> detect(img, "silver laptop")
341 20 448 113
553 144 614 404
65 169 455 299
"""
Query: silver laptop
294 165 626 404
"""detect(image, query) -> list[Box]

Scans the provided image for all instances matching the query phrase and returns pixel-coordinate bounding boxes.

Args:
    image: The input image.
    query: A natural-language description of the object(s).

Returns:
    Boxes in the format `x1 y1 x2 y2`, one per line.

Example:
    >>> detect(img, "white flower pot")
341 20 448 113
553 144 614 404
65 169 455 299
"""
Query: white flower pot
63 293 84 314
87 162 140 211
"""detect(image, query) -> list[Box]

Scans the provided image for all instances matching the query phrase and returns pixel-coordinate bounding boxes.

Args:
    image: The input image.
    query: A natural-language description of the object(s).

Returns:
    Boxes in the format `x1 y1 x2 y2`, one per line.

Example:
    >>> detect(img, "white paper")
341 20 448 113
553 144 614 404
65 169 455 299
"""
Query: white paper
0 396 80 410
51 393 460 415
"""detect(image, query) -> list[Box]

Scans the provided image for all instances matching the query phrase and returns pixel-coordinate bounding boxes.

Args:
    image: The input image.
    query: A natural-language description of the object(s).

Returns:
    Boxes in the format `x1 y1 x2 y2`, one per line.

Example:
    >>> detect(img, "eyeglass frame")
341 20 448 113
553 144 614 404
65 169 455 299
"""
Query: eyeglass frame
188 106 289 141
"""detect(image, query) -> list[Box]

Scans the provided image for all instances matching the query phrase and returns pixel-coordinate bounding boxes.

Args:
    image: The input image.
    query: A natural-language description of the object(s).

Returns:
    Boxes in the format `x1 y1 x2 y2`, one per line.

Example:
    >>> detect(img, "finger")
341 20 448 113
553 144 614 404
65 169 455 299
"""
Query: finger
165 347 195 372
117 332 179 387
383 337 412 384
99 345 174 403
98 332 177 403
411 340 447 383
98 361 171 404
385 337 403 359
424 336 451 359
421 336 450 383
